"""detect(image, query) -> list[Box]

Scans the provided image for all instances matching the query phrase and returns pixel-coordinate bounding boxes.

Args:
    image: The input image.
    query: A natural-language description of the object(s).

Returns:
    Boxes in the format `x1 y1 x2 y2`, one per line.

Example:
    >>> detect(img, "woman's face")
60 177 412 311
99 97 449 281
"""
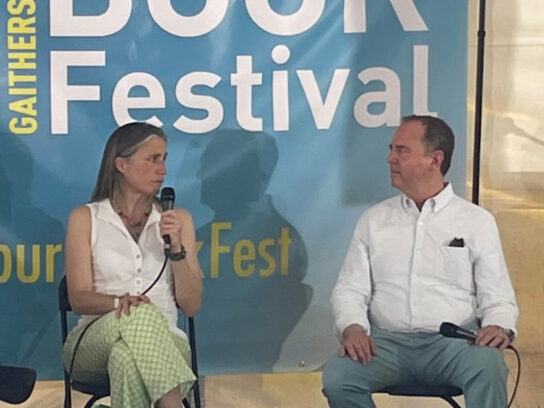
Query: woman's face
116 135 167 196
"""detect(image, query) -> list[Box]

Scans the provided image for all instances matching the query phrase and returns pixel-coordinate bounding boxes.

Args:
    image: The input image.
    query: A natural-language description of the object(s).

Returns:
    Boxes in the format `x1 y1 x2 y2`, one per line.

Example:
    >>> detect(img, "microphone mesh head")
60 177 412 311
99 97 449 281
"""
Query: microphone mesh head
160 187 175 211
439 322 457 336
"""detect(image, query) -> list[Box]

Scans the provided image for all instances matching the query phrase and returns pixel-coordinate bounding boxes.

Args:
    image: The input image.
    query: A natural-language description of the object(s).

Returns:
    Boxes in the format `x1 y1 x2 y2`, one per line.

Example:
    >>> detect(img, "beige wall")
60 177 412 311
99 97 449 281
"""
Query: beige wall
467 0 544 353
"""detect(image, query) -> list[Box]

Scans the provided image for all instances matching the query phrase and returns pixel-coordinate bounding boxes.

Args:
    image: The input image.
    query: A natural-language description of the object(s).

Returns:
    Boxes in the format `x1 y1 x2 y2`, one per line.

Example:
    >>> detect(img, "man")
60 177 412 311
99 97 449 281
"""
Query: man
322 115 518 408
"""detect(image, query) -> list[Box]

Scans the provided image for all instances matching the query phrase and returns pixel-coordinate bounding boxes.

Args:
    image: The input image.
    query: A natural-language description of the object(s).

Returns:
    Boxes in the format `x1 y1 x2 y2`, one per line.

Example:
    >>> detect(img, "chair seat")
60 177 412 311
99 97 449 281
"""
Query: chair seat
0 365 37 404
381 384 463 397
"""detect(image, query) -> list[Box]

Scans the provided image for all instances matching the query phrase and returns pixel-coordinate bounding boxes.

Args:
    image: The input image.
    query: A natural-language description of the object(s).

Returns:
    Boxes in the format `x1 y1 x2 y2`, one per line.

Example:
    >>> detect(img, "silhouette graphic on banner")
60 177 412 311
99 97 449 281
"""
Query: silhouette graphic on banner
194 131 312 373
0 134 65 378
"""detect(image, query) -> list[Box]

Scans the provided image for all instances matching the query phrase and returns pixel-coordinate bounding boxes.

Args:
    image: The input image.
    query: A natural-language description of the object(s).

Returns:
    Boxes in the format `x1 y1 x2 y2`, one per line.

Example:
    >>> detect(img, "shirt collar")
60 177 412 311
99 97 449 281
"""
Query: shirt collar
400 182 454 213
431 182 454 212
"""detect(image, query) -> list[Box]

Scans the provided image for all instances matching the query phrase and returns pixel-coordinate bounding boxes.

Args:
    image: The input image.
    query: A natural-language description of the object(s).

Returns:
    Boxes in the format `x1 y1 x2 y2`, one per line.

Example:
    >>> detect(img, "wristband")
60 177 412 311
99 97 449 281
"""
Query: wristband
168 245 186 261
504 329 516 342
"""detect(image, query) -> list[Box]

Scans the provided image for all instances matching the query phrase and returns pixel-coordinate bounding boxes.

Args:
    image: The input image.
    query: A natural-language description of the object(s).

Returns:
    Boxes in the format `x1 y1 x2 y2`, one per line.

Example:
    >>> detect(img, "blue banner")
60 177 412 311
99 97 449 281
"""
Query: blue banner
0 0 467 378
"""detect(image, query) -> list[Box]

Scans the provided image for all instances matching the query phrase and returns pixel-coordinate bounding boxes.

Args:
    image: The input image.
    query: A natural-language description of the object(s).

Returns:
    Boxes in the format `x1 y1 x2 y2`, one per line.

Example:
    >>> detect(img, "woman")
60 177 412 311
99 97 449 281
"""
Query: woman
63 122 202 408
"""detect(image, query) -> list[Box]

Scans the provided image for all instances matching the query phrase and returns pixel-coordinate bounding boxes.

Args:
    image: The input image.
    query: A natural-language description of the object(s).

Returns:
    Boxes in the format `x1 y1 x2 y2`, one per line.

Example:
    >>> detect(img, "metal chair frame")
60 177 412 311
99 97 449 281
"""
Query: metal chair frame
58 276 202 408
378 384 463 408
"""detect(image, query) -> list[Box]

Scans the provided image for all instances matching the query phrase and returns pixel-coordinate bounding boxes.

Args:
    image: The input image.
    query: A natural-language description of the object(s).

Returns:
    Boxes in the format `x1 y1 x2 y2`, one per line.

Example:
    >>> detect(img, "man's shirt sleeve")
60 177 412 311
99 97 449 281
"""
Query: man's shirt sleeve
331 216 372 340
474 213 519 333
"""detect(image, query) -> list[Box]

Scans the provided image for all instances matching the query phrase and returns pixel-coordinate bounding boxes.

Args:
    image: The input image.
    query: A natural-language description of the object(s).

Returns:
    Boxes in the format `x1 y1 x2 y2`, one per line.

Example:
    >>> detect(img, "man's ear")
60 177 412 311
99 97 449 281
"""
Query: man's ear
431 150 444 171
114 157 126 174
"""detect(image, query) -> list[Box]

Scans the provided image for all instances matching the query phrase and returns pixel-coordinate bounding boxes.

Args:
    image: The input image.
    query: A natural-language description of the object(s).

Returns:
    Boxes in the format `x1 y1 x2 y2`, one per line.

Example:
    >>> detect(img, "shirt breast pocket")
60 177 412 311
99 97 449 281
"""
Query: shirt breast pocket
435 246 473 291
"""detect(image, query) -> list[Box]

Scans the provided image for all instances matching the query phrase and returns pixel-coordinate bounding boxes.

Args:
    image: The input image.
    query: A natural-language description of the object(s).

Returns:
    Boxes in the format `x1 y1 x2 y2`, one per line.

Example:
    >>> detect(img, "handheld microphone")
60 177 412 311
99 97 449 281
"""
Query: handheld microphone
439 322 477 342
160 187 175 254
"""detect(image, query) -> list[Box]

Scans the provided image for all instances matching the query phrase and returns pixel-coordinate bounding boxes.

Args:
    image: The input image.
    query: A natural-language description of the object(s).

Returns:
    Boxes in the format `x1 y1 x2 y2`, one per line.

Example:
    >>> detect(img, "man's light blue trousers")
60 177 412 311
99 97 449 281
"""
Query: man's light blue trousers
322 327 508 408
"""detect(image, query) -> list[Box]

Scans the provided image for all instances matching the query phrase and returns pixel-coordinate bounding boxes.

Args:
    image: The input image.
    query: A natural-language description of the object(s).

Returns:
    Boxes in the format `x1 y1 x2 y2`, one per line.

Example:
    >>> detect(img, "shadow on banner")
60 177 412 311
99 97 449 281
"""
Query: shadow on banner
192 130 312 373
0 133 65 378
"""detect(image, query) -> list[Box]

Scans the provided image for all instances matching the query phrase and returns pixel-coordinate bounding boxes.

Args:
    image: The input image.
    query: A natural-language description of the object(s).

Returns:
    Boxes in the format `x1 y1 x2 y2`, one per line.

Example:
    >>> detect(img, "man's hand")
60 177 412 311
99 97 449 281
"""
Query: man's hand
475 325 512 350
339 324 377 364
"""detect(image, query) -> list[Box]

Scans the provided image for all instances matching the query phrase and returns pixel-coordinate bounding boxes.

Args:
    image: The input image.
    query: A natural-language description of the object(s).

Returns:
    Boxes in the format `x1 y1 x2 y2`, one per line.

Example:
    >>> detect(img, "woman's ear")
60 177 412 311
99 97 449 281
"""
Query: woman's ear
114 156 126 174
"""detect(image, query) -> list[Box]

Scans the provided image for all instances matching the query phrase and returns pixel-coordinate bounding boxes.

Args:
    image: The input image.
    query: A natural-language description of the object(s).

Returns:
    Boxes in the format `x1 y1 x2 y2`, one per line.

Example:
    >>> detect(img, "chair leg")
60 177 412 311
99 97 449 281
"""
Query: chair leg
63 377 71 408
192 379 202 408
84 395 105 408
182 397 191 408
440 396 462 408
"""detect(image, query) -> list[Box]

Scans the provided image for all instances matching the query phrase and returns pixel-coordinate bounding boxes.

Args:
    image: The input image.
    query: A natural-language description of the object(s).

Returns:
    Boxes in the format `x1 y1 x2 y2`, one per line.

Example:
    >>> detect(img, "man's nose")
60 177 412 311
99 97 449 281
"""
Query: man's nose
387 150 395 164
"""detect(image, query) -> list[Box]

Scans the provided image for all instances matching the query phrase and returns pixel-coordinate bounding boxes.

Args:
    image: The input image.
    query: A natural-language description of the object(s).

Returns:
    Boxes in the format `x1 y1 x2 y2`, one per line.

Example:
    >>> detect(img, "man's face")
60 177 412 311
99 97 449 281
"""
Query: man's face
387 120 434 194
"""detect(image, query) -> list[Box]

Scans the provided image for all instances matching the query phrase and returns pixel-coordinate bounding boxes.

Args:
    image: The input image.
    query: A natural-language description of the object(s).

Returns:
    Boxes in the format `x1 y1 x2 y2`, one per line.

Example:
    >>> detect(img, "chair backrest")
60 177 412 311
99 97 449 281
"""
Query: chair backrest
58 276 71 344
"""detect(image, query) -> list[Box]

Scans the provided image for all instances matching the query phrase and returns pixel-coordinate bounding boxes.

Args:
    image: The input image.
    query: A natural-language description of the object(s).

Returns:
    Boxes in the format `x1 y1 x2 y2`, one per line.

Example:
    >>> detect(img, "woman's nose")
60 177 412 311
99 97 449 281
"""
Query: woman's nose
157 162 167 175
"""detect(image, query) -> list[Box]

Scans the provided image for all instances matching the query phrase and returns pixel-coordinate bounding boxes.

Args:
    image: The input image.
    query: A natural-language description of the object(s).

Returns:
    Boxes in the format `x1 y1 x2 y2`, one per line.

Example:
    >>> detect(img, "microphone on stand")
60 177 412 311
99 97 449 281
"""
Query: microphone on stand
160 187 175 255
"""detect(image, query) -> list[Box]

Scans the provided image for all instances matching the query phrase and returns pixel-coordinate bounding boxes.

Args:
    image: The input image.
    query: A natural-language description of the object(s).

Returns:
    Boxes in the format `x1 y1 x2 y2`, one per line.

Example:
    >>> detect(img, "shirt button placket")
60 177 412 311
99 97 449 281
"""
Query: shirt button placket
409 214 426 328
135 251 143 294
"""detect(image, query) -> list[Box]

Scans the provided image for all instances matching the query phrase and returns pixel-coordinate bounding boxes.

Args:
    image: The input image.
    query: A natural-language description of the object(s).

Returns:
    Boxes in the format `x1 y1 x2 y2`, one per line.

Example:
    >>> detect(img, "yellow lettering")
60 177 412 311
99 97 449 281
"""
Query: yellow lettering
7 35 35 49
210 222 231 278
9 96 36 116
233 239 255 277
7 0 36 15
8 17 35 34
8 52 36 69
0 245 12 283
9 116 37 134
9 87 36 95
258 238 276 277
16 244 40 283
7 70 36 86
45 244 62 282
278 227 291 275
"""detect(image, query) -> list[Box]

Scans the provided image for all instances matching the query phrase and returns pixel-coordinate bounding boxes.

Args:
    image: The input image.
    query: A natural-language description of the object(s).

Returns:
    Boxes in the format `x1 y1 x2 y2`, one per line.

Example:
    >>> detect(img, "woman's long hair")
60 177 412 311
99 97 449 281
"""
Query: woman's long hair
90 122 167 202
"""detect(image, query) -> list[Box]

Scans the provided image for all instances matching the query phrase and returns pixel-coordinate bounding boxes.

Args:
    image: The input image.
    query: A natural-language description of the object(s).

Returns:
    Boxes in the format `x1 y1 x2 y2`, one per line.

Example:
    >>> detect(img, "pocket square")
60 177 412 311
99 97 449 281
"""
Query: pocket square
448 237 464 247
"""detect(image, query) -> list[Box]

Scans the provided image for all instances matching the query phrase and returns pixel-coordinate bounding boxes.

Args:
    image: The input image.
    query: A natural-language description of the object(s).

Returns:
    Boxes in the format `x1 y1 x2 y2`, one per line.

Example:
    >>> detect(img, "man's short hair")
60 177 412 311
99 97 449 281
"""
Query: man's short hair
402 115 455 175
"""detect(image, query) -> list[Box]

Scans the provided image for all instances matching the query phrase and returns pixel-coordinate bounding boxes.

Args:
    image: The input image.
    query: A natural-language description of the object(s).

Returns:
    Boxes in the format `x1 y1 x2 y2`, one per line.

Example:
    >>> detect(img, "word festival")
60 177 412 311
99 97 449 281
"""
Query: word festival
44 0 437 135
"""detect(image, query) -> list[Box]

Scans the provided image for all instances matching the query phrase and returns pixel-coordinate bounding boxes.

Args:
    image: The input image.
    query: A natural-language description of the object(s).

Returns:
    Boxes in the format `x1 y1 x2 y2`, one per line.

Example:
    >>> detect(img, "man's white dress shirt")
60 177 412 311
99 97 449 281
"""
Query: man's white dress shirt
331 183 518 338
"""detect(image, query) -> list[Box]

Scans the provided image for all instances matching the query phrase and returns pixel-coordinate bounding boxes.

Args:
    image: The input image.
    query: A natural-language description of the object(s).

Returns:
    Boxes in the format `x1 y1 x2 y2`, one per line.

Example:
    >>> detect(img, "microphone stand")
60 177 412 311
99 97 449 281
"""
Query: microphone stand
472 0 487 205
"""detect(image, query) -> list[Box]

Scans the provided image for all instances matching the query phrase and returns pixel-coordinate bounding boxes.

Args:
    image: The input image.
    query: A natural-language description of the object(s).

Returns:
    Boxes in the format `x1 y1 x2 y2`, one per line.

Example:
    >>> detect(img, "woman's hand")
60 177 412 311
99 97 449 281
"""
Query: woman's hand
159 209 184 251
114 293 150 318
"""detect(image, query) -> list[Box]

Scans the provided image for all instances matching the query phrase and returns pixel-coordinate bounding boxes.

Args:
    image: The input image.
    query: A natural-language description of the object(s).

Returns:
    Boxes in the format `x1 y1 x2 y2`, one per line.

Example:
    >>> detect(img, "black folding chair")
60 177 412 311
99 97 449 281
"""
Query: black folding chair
377 384 463 407
58 276 201 408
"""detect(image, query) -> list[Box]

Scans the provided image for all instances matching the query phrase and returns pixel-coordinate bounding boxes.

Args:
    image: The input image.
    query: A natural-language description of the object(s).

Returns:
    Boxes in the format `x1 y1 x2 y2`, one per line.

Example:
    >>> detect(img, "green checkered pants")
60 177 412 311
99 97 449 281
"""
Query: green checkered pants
62 303 196 408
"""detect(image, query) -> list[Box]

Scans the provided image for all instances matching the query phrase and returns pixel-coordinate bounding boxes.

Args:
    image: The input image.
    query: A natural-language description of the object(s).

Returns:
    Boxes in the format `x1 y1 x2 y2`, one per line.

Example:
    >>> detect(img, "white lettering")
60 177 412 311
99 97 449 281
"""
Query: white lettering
50 0 131 36
344 0 366 33
413 45 436 116
353 67 400 128
389 0 428 31
344 0 427 33
271 45 291 131
230 56 263 131
297 69 350 130
245 0 325 36
174 72 223 134
50 51 105 134
111 72 165 127
147 0 228 37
